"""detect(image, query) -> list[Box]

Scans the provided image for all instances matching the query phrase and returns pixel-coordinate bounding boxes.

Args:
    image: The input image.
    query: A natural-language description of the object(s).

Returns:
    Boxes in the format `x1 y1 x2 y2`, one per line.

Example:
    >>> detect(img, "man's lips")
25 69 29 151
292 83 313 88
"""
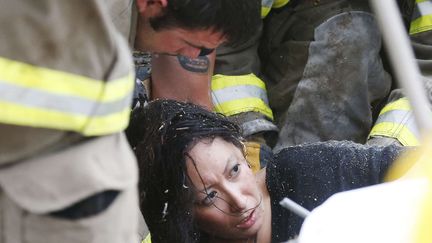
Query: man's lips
236 209 257 229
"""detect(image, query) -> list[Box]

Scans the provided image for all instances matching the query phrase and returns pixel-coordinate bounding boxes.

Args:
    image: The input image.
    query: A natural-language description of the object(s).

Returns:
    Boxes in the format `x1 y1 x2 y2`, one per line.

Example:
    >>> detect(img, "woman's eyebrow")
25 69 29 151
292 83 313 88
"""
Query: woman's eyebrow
186 153 212 193
223 155 237 174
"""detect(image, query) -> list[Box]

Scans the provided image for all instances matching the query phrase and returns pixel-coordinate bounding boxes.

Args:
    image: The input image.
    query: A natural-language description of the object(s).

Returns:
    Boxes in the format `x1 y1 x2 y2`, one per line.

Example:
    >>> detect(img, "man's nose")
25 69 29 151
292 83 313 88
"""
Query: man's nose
178 47 201 58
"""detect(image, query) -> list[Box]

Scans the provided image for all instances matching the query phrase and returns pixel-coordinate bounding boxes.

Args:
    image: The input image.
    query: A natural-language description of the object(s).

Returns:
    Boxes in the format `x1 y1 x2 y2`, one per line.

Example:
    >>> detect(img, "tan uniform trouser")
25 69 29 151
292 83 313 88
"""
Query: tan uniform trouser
0 133 139 243
0 187 139 243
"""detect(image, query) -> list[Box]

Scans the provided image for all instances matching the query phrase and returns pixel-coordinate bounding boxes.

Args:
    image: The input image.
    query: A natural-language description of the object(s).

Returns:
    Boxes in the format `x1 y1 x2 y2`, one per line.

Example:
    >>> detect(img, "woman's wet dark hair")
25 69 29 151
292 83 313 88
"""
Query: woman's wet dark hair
126 99 244 243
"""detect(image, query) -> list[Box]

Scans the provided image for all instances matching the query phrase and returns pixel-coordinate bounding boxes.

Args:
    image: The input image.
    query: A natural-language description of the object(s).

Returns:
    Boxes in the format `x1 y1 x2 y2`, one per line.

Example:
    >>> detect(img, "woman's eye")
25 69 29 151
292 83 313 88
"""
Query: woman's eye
202 191 217 206
229 164 241 178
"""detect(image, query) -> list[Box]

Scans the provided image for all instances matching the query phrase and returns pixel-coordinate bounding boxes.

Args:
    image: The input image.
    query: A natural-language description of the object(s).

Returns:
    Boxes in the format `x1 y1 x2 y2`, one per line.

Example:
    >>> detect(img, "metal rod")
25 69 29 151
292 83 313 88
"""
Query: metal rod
369 0 432 137
279 197 310 219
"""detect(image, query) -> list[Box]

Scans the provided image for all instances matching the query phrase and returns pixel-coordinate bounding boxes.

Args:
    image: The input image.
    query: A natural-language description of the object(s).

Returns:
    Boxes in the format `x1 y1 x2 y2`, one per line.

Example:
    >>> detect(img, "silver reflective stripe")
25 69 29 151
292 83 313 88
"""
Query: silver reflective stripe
413 1 432 20
211 85 269 105
0 82 132 116
262 0 274 8
241 118 278 137
418 0 432 16
375 109 421 139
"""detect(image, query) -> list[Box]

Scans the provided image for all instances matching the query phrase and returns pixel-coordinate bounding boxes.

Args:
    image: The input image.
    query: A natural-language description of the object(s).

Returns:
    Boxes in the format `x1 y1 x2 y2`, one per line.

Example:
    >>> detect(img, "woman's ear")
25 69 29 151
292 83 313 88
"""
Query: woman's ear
136 0 168 17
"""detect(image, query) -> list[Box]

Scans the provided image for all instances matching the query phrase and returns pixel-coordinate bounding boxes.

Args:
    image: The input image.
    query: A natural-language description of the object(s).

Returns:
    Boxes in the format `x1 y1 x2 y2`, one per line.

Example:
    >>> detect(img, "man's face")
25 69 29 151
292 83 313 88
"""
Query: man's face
134 0 226 58
135 23 225 58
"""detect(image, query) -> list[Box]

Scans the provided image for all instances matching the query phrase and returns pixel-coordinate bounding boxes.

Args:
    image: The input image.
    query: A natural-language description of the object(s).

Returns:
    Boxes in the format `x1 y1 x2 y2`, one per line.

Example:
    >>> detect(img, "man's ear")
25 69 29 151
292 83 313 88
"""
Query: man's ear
136 0 168 17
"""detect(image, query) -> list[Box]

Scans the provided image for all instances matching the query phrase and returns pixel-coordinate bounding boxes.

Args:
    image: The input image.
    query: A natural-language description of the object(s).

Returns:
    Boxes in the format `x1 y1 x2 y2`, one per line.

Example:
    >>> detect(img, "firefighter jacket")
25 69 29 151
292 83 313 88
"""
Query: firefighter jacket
0 2 138 243
369 0 432 146
212 0 290 139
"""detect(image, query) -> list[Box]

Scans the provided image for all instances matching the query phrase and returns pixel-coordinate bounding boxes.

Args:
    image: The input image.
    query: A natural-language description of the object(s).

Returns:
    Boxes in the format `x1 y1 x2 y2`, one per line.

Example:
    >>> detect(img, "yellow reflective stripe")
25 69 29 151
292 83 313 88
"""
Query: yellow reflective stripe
261 0 289 17
0 56 134 102
142 233 152 243
369 122 420 146
212 74 266 91
374 109 420 139
0 101 131 136
410 0 432 35
261 6 272 18
83 108 131 135
370 97 422 146
212 84 269 105
0 56 134 135
214 97 274 120
211 74 274 120
261 0 273 18
410 13 432 34
379 98 411 115
273 0 290 8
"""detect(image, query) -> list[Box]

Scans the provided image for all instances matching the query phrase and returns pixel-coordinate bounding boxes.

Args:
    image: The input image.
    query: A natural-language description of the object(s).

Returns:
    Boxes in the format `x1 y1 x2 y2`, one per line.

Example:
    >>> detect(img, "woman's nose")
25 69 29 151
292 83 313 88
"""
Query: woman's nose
224 186 247 213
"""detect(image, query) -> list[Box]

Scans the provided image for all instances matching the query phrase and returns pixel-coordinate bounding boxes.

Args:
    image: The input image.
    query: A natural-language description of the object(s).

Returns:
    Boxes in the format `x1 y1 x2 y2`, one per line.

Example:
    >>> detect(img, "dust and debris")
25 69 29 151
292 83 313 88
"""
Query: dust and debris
162 202 168 219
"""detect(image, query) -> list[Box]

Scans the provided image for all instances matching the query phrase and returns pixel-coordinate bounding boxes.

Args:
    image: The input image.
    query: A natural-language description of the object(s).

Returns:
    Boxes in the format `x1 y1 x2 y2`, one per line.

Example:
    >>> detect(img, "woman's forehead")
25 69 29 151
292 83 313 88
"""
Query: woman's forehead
187 138 241 164
185 138 242 182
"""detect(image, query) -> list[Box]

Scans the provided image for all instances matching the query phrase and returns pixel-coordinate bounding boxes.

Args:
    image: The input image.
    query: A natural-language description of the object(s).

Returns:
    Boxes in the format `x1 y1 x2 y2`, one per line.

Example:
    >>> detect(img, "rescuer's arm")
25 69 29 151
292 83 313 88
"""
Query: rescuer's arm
367 0 432 147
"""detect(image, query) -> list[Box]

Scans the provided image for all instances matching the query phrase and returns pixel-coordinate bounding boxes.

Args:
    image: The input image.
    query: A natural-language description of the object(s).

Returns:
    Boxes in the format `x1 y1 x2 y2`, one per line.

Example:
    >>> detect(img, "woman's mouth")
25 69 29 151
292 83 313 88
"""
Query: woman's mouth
236 209 257 229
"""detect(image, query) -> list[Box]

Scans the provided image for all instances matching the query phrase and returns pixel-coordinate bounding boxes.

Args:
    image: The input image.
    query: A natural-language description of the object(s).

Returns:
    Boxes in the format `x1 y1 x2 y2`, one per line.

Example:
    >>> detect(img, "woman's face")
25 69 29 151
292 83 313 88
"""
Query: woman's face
186 137 265 240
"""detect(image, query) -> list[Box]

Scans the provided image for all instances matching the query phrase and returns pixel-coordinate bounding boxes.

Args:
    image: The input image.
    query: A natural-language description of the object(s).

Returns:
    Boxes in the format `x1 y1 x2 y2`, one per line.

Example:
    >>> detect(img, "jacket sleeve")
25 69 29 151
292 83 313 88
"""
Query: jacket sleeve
268 141 405 209
368 0 432 146
266 140 405 240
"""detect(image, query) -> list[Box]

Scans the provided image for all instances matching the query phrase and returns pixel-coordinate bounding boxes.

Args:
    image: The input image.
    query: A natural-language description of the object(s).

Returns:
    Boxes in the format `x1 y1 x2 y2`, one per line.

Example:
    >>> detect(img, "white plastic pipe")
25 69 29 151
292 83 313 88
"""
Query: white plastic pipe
280 197 310 219
370 0 432 137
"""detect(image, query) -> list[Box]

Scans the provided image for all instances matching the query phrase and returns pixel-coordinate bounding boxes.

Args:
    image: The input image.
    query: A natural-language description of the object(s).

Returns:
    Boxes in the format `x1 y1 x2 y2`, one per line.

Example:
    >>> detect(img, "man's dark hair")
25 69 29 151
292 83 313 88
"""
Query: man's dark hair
148 0 261 47
126 99 244 243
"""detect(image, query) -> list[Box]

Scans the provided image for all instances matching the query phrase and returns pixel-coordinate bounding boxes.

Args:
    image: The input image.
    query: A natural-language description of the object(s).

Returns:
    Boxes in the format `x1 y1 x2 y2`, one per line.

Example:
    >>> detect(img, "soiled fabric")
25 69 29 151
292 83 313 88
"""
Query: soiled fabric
266 141 403 242
0 133 139 243
259 0 392 150
0 1 138 242
0 0 134 163
366 0 432 147
214 0 393 149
